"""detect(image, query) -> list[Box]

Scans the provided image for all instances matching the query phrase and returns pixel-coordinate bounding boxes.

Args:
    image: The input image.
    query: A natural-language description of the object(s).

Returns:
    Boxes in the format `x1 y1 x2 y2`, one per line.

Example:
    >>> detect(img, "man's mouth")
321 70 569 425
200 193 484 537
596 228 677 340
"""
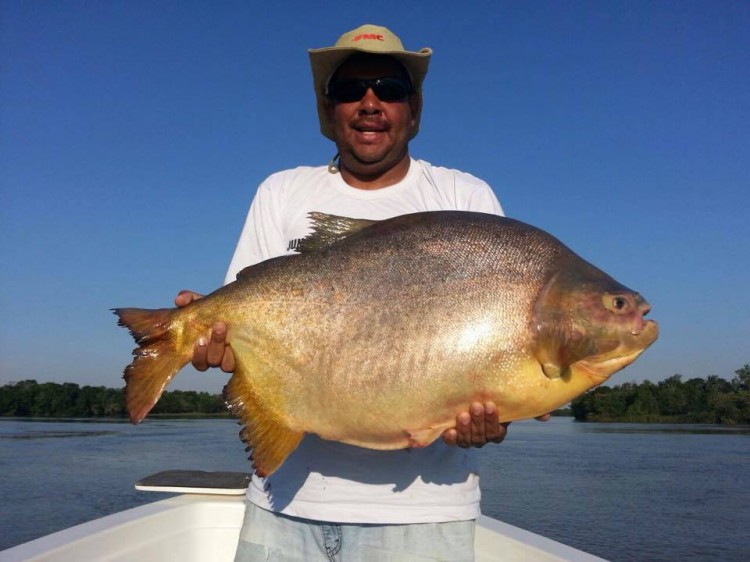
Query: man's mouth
353 120 388 133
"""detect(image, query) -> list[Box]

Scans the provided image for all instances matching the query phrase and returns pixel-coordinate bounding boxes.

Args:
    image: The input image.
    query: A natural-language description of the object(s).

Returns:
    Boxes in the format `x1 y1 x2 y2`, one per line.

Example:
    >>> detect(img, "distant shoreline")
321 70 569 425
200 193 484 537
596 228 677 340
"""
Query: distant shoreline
3 371 748 425
0 413 233 421
3 413 748 427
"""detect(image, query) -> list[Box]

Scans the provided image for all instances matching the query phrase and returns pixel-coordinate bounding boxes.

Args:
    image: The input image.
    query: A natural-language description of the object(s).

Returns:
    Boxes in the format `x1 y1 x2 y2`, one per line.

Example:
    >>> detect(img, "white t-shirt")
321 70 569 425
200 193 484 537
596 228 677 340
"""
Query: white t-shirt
225 158 504 524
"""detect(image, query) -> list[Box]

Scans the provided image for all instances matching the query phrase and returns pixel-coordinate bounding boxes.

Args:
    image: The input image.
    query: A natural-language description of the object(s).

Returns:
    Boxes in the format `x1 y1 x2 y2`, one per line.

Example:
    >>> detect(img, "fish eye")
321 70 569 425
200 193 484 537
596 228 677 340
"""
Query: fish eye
603 294 631 314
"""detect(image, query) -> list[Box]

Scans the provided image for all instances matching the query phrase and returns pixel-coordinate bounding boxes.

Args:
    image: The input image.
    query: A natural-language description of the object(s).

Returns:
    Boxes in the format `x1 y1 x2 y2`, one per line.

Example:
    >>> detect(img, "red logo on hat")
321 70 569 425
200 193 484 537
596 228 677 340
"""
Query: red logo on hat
352 34 384 42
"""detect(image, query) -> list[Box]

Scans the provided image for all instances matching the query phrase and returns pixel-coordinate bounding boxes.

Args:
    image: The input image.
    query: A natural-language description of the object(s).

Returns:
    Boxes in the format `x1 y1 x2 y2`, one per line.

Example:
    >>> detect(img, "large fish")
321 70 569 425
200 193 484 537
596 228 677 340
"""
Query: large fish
114 211 657 476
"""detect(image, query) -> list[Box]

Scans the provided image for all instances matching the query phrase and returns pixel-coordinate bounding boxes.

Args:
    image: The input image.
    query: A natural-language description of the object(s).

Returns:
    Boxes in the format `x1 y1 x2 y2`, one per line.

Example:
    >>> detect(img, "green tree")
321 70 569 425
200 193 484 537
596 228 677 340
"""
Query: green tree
732 364 750 392
0 380 38 415
657 374 687 417
626 381 660 420
571 364 750 424
683 378 707 417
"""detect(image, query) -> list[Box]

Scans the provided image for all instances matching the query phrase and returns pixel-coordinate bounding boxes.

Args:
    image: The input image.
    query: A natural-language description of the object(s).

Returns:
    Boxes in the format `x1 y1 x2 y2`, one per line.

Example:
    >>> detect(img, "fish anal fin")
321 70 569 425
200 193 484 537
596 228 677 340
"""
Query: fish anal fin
406 422 454 448
113 308 192 424
224 365 303 477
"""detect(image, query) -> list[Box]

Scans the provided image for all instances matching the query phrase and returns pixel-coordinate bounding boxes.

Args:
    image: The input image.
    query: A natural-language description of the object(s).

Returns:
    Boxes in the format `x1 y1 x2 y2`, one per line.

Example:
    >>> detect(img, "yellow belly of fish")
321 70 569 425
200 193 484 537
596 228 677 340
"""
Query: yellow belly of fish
239 349 595 452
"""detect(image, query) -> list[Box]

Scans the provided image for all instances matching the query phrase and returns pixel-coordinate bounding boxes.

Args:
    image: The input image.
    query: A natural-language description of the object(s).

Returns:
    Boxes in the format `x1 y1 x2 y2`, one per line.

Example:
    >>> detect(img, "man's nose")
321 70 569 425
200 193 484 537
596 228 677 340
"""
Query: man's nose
358 88 383 114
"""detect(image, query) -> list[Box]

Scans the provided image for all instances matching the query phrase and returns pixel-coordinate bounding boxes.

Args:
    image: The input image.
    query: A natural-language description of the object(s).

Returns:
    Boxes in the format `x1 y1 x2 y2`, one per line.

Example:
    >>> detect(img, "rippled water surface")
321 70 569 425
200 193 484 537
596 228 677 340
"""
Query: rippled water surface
1 417 748 561
479 419 749 561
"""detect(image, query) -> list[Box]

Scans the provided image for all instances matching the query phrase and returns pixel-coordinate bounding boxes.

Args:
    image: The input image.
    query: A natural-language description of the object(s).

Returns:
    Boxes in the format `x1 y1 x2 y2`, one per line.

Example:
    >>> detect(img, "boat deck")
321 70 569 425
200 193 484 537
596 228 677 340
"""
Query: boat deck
1 471 606 561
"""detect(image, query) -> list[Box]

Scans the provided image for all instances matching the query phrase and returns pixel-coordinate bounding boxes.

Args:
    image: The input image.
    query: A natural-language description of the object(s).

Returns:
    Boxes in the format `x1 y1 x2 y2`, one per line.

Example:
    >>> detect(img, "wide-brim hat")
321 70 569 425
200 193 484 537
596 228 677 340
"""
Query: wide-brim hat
308 24 432 140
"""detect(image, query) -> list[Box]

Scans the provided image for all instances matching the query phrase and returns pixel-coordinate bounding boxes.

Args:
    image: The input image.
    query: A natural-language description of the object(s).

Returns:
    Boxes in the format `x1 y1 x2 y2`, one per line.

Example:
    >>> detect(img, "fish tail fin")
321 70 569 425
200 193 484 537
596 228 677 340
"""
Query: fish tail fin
224 362 303 477
113 307 191 424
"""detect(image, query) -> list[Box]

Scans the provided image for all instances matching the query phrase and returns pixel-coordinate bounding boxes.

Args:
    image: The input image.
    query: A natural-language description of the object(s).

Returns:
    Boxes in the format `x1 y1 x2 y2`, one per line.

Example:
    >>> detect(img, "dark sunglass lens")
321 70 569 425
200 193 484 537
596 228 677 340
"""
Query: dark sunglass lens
329 81 367 103
328 78 411 103
371 78 410 102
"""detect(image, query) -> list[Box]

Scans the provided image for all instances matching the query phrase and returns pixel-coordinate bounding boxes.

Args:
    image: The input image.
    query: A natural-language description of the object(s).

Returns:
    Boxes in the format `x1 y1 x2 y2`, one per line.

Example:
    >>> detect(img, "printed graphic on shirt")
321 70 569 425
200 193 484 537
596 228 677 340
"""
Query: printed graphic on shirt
287 238 303 252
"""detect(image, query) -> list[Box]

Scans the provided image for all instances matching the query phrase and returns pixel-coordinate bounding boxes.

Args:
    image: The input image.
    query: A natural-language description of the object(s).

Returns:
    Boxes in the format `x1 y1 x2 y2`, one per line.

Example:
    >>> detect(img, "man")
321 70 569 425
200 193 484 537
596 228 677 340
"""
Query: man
177 24 543 561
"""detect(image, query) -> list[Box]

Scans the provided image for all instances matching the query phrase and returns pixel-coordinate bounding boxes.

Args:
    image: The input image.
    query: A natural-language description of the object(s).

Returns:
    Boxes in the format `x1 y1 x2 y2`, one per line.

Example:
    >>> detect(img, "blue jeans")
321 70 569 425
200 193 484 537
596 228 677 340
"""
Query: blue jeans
235 502 475 562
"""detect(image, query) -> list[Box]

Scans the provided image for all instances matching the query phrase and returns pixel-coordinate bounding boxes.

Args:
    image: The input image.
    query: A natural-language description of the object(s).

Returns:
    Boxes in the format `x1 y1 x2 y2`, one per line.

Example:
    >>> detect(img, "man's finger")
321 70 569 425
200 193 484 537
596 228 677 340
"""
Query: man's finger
483 402 508 443
469 402 486 447
442 428 458 446
175 290 201 307
455 412 472 448
220 347 236 373
206 323 227 367
193 337 209 371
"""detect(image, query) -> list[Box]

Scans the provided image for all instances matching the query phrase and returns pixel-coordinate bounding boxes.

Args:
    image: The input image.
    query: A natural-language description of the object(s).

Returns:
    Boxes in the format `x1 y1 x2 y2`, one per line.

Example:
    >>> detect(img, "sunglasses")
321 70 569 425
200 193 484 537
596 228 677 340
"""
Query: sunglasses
327 77 412 103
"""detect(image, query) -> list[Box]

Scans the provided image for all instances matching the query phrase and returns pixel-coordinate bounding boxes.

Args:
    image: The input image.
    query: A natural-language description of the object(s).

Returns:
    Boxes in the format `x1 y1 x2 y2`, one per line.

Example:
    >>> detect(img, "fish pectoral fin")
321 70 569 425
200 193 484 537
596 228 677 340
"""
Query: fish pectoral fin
535 341 568 380
224 365 303 478
541 362 565 379
406 422 454 448
534 321 574 380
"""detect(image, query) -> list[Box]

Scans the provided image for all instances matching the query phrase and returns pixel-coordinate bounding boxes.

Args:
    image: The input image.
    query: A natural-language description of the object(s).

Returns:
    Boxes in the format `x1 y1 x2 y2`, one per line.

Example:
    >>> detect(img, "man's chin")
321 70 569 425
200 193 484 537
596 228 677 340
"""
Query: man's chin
337 151 410 185
342 150 390 169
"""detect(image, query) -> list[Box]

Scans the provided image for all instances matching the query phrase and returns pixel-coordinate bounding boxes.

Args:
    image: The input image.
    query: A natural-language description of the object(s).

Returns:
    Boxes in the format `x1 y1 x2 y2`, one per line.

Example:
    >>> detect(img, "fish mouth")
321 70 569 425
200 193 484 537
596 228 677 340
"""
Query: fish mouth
576 319 659 383
576 348 646 383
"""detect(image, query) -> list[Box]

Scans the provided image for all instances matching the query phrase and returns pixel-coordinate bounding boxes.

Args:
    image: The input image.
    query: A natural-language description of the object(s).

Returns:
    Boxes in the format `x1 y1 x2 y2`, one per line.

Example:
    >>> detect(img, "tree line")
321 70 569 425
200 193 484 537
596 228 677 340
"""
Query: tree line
0 380 227 418
2 365 749 424
571 365 750 424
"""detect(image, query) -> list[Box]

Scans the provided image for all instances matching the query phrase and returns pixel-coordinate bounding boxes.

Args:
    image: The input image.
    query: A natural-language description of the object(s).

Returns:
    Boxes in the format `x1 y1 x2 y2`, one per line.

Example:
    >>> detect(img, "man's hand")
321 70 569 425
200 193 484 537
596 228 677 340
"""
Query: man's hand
442 402 508 448
442 402 551 448
175 290 235 373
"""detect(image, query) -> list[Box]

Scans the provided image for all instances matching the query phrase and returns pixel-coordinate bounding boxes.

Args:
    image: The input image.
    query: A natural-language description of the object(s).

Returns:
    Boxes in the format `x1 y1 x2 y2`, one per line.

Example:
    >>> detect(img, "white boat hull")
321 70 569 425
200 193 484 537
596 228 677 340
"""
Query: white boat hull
1 494 605 562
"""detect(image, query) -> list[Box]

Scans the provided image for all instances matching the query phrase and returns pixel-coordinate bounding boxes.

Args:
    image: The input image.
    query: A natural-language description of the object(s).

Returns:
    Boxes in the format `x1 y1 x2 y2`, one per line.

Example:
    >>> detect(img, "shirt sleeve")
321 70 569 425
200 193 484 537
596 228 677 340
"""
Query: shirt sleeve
450 169 505 216
418 160 505 217
465 183 504 216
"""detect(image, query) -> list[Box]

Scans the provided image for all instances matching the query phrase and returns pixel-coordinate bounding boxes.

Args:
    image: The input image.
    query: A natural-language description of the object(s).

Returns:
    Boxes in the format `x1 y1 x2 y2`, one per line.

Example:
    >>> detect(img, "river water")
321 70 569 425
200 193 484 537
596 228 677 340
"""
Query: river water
0 417 748 561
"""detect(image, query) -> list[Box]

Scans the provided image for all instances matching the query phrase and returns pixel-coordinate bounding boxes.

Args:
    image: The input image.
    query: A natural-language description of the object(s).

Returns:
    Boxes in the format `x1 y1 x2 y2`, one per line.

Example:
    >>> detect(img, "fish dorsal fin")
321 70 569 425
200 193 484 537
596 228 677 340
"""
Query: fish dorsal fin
297 212 377 253
223 339 304 477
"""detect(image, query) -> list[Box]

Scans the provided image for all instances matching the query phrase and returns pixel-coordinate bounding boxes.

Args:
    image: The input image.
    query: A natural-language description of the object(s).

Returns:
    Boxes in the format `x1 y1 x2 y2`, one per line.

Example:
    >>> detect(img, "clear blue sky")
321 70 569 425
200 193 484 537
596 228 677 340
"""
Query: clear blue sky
1 1 748 394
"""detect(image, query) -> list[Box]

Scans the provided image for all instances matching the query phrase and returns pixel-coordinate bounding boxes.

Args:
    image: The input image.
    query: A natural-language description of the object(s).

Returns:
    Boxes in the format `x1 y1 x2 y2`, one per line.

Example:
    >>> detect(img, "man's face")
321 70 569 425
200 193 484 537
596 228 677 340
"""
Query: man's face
324 56 420 182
